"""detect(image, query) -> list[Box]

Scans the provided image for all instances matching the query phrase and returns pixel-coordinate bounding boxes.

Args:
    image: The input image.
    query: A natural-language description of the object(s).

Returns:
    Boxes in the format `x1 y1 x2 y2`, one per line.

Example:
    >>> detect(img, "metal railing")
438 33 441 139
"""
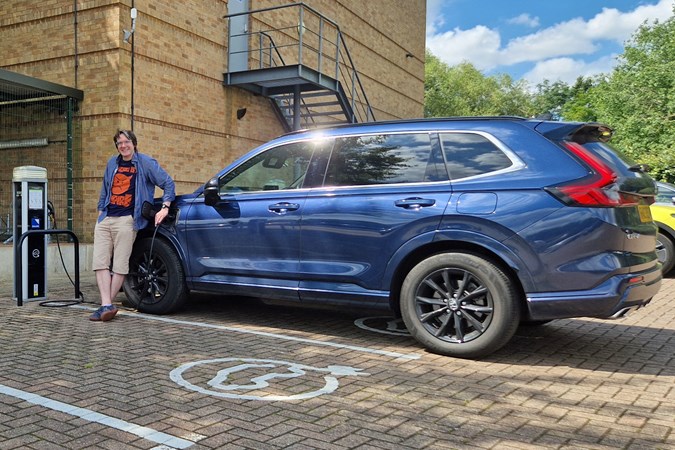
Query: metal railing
14 229 81 306
225 2 374 124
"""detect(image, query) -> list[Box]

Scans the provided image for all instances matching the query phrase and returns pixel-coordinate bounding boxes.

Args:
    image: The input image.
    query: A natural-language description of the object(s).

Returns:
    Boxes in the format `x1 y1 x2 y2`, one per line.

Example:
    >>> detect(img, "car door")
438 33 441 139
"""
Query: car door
298 131 452 305
182 140 323 300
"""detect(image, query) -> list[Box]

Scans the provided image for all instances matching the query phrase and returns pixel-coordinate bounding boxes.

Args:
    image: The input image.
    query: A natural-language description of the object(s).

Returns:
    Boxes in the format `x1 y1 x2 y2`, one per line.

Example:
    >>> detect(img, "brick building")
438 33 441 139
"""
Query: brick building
0 0 426 242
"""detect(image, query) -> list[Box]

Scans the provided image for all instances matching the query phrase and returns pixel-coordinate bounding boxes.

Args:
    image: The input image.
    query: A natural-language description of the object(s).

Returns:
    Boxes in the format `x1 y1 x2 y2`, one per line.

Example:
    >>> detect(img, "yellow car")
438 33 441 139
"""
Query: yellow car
652 181 675 275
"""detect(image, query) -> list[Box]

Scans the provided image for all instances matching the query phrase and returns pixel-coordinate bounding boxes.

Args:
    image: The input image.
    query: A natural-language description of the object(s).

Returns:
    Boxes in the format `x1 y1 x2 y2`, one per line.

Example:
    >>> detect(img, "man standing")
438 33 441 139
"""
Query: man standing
90 129 175 321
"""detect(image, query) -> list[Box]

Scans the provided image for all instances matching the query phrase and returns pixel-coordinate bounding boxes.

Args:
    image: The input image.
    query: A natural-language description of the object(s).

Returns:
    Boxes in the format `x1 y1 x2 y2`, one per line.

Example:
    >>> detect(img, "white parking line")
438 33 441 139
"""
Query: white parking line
0 383 196 449
75 305 422 361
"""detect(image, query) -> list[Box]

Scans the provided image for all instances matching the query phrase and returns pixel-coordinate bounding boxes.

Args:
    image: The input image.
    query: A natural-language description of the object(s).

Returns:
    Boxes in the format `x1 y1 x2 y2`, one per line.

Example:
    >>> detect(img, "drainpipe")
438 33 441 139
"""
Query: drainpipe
131 3 135 130
123 4 137 130
73 0 78 87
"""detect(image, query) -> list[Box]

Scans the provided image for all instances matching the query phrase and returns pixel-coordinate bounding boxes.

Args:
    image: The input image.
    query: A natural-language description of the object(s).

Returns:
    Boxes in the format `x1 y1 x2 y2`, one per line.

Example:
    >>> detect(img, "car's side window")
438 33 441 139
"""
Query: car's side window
440 133 512 179
219 141 315 193
323 133 445 186
656 184 675 204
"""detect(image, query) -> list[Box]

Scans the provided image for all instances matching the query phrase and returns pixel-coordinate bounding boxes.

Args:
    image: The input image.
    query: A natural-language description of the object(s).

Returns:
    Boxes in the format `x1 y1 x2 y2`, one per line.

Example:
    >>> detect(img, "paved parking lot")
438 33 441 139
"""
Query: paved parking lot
0 271 673 449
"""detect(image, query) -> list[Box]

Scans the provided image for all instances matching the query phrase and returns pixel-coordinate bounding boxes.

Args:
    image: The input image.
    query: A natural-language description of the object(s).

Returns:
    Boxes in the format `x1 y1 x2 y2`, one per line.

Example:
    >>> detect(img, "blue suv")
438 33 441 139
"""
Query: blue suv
125 117 662 358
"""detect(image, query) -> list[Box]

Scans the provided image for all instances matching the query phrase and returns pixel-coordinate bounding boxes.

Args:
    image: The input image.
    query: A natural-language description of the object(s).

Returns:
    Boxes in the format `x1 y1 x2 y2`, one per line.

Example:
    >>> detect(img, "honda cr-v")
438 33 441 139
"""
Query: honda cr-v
124 117 662 358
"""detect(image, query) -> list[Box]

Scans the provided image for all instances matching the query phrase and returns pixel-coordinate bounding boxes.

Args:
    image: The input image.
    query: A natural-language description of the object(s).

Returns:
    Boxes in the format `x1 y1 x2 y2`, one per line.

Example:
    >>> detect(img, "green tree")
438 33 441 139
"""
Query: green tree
561 77 598 122
532 80 573 120
424 51 534 117
532 77 598 121
589 12 675 182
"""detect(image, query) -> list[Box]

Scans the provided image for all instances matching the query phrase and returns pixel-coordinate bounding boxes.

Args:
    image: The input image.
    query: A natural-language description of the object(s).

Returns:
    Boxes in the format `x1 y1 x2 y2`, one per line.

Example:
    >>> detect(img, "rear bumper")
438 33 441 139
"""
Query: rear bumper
525 267 662 321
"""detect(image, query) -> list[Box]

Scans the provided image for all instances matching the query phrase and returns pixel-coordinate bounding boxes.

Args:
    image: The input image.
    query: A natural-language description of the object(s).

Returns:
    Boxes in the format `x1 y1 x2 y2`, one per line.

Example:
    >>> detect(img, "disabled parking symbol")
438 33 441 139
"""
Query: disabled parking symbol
170 358 369 401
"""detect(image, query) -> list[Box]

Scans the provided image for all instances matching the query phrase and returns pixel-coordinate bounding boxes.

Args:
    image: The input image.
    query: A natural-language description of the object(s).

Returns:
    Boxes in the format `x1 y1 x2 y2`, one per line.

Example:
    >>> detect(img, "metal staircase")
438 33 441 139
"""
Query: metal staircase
224 3 375 131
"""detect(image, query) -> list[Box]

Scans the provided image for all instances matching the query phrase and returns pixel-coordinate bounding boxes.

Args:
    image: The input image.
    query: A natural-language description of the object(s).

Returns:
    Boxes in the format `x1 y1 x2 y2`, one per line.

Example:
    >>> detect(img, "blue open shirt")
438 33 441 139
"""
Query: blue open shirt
97 151 176 230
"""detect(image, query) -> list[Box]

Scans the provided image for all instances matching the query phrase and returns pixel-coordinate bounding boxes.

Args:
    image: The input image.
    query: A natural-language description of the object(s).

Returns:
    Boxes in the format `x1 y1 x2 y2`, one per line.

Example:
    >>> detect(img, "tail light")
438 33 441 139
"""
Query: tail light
546 141 637 207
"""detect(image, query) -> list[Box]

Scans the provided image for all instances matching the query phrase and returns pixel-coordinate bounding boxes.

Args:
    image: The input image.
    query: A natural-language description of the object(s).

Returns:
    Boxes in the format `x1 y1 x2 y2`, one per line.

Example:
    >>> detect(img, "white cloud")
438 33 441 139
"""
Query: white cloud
426 0 450 35
501 18 599 64
586 0 674 41
507 13 540 28
522 54 618 86
426 0 675 82
426 26 501 69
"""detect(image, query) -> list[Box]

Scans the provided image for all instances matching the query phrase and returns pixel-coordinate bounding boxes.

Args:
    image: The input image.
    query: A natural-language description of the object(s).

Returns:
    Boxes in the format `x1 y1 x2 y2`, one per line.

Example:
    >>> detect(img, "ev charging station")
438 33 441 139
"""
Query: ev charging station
13 165 48 302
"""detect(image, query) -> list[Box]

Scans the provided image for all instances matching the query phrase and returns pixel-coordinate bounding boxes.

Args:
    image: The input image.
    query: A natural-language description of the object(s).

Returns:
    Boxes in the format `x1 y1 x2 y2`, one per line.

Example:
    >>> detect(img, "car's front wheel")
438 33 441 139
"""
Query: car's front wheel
123 237 188 314
400 253 520 359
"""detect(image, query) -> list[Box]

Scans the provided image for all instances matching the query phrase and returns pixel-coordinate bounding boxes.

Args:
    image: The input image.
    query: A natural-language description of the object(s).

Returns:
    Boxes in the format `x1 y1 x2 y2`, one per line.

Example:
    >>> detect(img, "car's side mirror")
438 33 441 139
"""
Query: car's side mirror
204 177 220 206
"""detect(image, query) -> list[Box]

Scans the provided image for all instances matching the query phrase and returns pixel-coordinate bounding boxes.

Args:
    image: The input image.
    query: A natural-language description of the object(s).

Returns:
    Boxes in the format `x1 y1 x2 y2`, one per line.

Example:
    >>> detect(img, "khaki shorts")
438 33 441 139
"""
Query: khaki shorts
92 215 137 274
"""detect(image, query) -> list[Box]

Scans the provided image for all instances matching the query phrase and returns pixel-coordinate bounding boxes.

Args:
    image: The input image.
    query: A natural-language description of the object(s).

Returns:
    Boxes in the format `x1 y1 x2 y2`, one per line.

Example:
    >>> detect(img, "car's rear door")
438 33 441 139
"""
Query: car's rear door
298 131 452 306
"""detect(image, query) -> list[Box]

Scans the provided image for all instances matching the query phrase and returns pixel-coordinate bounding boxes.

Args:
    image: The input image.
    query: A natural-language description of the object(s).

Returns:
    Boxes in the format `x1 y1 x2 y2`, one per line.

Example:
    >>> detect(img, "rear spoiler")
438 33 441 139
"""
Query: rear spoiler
532 121 613 143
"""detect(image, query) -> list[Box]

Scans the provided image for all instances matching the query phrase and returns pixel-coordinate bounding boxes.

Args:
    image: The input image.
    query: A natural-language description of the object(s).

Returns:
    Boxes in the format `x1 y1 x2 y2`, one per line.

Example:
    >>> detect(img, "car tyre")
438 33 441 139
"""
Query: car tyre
400 253 520 359
656 232 674 275
124 237 188 314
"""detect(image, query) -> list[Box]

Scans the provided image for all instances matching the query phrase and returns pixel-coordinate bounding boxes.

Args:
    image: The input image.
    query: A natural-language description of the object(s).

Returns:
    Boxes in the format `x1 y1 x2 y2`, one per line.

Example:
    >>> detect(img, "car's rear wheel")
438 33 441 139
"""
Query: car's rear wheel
123 237 188 314
656 232 674 275
400 253 520 359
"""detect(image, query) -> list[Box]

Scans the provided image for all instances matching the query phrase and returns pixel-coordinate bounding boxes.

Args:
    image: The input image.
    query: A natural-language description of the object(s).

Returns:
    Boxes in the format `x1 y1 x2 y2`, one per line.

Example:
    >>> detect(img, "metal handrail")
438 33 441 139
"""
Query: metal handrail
224 2 374 124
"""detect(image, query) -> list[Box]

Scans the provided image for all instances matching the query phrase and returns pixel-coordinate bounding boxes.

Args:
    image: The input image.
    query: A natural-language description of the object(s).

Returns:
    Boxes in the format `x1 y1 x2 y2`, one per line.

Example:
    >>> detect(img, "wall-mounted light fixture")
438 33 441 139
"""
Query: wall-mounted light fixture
405 52 414 59
0 138 48 150
236 108 247 120
123 7 138 43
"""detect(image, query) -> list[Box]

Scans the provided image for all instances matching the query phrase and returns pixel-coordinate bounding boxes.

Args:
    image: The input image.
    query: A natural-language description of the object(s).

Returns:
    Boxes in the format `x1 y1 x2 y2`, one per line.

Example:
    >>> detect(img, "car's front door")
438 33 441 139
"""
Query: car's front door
182 141 323 300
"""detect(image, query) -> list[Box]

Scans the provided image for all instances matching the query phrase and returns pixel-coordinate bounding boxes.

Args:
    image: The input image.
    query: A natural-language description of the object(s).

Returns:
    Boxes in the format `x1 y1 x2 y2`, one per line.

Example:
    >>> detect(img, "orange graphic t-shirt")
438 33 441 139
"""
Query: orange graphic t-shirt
107 160 136 216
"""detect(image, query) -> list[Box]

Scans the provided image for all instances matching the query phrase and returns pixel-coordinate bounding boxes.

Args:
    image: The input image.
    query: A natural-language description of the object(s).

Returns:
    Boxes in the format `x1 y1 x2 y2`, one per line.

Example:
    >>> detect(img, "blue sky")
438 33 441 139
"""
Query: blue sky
426 0 674 86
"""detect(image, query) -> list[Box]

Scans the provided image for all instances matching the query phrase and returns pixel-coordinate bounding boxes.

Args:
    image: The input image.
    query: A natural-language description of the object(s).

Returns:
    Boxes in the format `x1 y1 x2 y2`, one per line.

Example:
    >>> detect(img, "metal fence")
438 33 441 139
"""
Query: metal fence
0 71 81 243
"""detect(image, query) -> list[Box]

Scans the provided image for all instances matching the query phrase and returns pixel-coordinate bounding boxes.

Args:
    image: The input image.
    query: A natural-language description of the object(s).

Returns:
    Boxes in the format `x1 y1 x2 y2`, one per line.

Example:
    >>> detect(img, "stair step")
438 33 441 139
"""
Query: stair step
298 100 341 108
265 77 363 129
299 112 344 118
298 91 338 99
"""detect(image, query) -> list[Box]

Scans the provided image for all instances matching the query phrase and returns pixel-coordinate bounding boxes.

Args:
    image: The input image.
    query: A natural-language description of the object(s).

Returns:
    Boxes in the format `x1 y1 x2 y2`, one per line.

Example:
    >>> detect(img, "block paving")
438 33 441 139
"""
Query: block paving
0 271 673 449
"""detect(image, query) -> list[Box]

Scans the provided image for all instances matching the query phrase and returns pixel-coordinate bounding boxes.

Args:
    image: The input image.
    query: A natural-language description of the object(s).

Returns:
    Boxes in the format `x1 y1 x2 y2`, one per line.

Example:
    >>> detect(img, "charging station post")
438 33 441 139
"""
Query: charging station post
12 165 48 303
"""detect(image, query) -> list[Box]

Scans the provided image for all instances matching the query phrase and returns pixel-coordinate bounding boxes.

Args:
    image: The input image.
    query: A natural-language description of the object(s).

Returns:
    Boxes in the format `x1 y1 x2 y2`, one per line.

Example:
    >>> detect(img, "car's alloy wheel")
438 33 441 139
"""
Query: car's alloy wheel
400 253 520 359
656 232 674 275
124 237 188 314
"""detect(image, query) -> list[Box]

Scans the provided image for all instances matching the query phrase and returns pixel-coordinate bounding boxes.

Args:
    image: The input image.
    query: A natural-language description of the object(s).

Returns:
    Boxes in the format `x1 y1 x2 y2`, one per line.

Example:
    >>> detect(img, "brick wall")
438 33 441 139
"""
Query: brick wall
0 0 426 241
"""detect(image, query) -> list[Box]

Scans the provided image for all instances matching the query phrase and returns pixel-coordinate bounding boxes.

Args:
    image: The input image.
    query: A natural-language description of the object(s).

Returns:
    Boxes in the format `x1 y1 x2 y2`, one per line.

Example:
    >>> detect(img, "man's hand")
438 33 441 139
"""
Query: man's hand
155 206 170 226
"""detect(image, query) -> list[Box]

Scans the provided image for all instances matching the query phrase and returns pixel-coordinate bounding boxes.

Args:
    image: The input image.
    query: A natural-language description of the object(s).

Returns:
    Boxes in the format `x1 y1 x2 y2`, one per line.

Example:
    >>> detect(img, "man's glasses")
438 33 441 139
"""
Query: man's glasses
115 140 133 147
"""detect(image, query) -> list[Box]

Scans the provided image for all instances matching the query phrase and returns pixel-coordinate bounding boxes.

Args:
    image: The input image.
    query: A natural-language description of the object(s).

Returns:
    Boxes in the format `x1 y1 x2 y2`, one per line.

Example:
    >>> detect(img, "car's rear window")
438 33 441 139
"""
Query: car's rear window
440 133 513 179
581 141 639 178
656 182 675 204
574 141 656 196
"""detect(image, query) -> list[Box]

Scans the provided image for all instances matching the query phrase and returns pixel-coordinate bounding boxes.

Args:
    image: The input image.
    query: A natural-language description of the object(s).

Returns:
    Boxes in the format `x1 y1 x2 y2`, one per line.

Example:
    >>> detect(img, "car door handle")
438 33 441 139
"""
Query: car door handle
269 202 300 214
394 197 436 209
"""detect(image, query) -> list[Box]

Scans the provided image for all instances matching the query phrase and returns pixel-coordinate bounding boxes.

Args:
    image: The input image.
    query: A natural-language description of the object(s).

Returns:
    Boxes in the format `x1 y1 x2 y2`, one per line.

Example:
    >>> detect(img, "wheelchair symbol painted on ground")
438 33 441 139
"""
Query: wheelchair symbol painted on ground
170 358 369 401
354 316 410 336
